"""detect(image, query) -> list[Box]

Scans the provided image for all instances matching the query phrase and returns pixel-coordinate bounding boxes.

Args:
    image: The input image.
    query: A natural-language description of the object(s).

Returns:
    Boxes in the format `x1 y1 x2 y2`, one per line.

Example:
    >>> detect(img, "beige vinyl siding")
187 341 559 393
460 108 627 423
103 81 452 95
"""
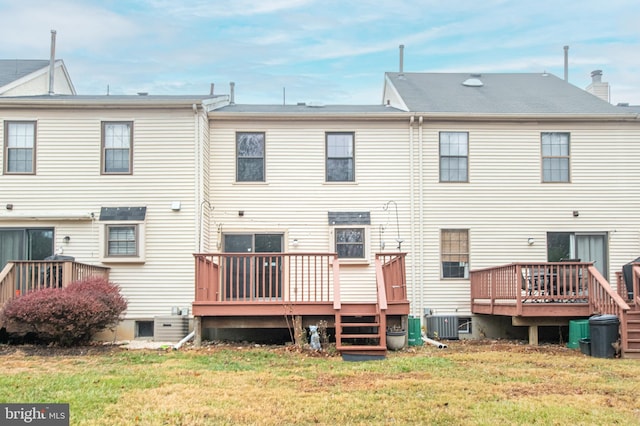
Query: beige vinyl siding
0 107 200 319
416 120 640 315
210 118 411 303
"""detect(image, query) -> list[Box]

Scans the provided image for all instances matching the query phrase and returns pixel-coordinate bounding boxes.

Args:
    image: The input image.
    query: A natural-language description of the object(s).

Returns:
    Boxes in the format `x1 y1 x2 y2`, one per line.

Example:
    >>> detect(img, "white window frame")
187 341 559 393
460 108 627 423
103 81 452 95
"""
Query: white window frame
541 132 570 183
439 131 468 182
4 121 36 175
99 221 145 263
102 121 133 175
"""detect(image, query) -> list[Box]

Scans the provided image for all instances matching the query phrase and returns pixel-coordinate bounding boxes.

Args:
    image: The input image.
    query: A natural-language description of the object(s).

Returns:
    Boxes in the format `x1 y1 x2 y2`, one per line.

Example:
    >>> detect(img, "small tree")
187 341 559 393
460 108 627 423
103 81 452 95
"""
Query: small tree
1 277 127 346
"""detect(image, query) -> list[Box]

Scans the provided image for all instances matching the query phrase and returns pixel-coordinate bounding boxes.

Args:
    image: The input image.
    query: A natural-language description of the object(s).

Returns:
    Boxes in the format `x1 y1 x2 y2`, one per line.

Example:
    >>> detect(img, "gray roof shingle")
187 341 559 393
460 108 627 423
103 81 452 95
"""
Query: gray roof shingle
0 60 50 88
385 72 623 114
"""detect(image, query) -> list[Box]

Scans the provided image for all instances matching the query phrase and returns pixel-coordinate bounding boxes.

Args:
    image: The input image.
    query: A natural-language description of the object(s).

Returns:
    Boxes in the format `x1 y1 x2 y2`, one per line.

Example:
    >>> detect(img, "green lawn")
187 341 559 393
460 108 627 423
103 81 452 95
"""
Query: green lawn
1 341 639 425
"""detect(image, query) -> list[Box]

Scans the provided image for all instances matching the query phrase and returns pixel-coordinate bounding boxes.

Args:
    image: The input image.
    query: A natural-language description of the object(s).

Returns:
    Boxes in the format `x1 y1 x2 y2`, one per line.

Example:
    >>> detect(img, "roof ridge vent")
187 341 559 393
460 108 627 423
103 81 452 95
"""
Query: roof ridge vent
462 74 483 87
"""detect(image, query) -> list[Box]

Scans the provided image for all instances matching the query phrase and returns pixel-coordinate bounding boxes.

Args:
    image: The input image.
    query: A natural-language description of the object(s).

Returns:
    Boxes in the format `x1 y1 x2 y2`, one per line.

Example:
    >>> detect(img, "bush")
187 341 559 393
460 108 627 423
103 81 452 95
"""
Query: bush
1 277 127 346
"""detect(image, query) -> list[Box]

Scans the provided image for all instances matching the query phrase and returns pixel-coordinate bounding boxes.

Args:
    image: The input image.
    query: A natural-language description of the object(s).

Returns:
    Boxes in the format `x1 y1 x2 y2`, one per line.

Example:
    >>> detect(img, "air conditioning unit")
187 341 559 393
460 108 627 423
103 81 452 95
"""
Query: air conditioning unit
154 316 189 342
425 315 459 340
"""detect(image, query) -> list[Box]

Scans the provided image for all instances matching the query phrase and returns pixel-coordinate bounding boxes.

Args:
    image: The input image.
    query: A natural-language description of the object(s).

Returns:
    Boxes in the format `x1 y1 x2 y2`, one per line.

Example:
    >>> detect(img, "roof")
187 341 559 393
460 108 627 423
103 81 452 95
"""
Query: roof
384 72 625 115
617 104 640 113
0 59 50 87
0 94 225 109
212 103 404 115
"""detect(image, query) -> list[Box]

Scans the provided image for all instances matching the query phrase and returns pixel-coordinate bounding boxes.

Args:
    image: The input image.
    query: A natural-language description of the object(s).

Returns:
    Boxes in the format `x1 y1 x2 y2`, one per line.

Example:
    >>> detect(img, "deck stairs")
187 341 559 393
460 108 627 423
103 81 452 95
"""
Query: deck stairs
623 305 640 359
335 303 387 360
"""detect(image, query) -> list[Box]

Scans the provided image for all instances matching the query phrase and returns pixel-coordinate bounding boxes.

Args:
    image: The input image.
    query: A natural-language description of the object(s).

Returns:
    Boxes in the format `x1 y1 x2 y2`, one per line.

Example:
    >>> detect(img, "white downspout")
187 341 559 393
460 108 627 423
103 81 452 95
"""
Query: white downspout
418 116 425 316
193 104 201 253
409 116 416 313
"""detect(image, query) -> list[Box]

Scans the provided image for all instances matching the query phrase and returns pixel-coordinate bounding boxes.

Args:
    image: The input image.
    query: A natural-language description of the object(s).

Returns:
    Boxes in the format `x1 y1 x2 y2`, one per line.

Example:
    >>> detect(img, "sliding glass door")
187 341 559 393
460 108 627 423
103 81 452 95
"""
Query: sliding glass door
223 233 283 300
0 228 54 270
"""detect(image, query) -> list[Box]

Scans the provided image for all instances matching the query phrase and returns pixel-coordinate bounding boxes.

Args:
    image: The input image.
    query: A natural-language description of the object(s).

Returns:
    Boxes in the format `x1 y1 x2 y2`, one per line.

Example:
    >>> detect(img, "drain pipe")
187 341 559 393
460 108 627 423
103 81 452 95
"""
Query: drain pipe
418 116 425 315
409 115 417 309
422 334 447 349
173 331 195 350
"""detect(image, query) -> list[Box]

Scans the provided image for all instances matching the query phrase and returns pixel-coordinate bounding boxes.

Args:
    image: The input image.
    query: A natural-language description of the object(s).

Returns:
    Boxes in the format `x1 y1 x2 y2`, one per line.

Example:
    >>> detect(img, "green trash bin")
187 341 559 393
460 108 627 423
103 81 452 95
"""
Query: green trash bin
408 316 423 346
567 319 590 349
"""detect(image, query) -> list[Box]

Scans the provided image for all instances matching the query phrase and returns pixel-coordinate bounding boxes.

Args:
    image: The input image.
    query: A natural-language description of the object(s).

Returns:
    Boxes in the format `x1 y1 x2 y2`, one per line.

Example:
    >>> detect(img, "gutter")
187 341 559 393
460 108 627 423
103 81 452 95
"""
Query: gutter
0 211 93 221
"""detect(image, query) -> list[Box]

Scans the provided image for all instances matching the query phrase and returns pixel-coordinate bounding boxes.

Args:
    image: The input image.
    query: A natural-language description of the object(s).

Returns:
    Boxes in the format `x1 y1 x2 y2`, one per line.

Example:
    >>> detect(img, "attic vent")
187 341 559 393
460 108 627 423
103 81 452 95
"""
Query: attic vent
462 74 483 87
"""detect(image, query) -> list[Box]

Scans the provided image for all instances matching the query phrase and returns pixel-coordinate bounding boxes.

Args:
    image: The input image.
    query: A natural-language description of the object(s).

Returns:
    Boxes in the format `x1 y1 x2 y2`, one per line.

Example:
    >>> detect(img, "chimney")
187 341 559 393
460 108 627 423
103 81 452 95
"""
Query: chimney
48 30 57 95
585 70 610 103
230 82 235 104
399 44 404 74
563 45 569 82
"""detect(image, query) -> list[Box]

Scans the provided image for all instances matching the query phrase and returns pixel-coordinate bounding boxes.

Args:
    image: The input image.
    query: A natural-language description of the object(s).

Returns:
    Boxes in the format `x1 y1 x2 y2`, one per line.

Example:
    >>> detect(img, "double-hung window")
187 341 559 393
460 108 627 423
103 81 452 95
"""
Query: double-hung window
441 229 469 278
439 132 468 182
335 228 365 258
326 132 354 182
102 122 133 174
541 132 570 182
328 211 370 263
99 207 146 263
4 121 36 174
106 225 138 256
236 132 265 182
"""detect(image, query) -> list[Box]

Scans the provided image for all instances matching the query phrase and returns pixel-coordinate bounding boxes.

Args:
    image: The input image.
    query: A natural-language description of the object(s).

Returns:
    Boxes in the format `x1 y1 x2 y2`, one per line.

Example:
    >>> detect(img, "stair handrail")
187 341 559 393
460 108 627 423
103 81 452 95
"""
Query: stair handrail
588 265 630 314
375 256 388 311
633 265 640 307
0 262 16 309
587 265 630 353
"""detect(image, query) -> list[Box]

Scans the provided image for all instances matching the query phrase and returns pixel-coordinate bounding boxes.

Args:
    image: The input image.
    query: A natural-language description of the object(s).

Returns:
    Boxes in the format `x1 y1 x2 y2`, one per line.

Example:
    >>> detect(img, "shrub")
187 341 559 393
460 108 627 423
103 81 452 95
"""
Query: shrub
1 277 127 346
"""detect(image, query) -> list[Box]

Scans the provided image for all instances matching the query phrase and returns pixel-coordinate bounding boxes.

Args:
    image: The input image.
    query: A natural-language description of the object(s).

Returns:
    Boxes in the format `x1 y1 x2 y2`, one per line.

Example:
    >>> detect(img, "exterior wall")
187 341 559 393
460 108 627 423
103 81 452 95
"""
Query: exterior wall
0 106 202 326
210 115 640 321
414 120 640 316
209 117 412 303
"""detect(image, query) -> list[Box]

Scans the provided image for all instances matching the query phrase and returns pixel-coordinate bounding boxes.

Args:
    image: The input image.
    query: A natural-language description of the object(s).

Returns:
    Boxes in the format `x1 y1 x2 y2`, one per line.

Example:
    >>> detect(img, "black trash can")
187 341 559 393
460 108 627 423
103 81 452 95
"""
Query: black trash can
622 257 640 300
589 314 619 358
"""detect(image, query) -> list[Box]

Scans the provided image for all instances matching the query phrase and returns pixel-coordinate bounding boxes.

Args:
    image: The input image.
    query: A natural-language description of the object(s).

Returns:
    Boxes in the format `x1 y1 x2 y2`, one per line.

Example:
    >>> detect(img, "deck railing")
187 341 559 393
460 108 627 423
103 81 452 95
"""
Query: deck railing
194 252 409 308
471 262 630 320
0 260 110 308
194 253 339 304
376 253 407 303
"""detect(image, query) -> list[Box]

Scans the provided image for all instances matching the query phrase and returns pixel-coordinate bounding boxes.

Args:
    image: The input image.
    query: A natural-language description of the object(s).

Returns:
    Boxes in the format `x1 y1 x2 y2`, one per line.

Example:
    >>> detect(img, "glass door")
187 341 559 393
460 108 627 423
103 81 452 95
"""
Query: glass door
576 233 608 280
0 228 54 269
223 234 283 300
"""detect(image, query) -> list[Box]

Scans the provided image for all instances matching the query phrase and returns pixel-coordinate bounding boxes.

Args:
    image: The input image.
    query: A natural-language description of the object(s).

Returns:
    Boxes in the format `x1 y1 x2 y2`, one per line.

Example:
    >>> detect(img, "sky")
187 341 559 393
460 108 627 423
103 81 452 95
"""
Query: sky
1 0 639 106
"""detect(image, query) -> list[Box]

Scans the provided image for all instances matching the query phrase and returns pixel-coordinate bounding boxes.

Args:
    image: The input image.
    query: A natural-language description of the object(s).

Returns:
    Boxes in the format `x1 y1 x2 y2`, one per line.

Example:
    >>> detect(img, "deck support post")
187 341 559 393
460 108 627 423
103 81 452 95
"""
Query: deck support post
194 316 202 348
528 325 538 346
293 315 304 347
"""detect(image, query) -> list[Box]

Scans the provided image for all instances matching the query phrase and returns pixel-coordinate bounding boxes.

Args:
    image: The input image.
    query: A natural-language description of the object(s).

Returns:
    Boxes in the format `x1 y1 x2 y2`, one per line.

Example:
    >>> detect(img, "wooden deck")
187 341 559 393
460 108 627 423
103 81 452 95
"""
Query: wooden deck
471 262 640 358
0 260 110 308
192 252 411 357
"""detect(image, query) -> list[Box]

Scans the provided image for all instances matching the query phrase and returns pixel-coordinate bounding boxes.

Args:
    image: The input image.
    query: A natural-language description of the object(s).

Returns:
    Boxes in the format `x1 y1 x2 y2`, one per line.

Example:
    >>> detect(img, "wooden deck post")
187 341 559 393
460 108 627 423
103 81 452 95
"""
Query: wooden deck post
528 325 539 346
193 316 202 347
293 315 304 347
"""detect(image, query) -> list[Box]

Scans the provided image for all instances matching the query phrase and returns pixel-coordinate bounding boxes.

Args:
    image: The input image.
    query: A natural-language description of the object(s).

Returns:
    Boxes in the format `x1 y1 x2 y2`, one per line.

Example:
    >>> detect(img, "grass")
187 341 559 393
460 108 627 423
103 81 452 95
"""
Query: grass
1 341 639 425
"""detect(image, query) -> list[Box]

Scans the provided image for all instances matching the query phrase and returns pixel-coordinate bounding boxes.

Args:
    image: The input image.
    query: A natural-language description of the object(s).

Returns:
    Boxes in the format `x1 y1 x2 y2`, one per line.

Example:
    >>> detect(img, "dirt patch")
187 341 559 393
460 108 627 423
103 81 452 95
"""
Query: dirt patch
0 343 124 357
0 338 577 358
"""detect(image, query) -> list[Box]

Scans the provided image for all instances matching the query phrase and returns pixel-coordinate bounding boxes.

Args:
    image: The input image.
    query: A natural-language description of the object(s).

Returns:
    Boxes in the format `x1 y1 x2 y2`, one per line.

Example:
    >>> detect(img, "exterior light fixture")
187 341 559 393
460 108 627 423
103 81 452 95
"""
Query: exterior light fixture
527 237 535 246
63 236 71 244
